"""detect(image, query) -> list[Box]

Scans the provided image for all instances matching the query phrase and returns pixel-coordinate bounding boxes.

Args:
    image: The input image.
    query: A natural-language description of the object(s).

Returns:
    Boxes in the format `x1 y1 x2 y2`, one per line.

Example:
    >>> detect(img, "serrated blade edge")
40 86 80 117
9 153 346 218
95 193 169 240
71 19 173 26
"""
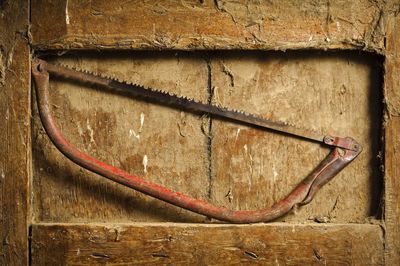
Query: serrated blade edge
40 59 325 143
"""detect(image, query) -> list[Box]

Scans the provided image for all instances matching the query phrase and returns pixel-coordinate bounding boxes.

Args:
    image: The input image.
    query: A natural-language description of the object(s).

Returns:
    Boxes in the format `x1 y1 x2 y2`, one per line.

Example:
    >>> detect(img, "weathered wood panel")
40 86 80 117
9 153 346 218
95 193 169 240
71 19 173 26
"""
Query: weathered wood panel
0 0 30 265
210 51 382 222
385 14 400 117
27 1 400 264
32 52 210 222
31 0 387 52
32 51 382 224
31 223 384 265
384 117 400 265
383 14 400 265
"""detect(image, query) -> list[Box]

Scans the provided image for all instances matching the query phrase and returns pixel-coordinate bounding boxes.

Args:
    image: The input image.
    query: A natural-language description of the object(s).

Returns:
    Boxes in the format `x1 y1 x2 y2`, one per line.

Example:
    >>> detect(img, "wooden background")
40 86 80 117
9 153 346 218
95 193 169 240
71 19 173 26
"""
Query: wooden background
32 51 383 224
1 0 399 265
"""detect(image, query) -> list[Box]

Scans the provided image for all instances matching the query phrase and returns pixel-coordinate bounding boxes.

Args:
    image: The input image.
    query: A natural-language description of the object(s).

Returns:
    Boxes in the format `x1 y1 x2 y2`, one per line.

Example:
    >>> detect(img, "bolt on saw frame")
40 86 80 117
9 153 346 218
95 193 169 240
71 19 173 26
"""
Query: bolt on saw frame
31 58 362 223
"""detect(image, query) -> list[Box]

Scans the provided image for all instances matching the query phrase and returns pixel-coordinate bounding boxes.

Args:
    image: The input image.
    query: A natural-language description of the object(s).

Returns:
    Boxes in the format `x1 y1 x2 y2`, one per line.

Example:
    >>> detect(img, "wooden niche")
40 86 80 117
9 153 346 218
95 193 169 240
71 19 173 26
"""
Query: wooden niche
1 0 398 265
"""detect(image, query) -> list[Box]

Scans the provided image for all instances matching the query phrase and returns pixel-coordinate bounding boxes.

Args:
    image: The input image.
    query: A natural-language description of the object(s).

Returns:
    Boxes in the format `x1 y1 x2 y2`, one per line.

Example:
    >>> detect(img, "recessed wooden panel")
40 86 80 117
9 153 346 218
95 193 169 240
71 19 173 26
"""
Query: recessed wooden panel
31 223 384 265
32 52 210 222
209 51 382 222
31 0 385 52
32 51 382 224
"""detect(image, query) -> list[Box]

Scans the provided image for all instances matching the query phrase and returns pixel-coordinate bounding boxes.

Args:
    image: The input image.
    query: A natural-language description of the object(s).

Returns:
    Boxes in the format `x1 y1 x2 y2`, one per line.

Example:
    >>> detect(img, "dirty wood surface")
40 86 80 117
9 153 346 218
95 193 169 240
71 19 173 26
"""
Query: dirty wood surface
25 1 400 264
31 0 389 52
209 51 383 223
31 223 384 265
0 0 31 265
32 51 383 224
383 14 400 265
32 52 211 222
384 118 400 265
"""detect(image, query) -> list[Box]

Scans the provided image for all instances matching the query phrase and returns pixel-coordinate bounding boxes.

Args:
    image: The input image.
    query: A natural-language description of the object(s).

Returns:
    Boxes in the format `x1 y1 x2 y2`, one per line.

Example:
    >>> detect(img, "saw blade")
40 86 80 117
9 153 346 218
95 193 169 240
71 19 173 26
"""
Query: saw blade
39 59 326 144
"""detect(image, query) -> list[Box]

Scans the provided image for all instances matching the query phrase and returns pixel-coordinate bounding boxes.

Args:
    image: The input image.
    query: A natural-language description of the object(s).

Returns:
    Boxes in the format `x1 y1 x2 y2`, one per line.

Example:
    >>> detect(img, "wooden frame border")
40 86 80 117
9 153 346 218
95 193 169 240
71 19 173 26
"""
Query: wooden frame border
31 223 384 265
31 0 390 53
0 0 30 265
383 13 400 265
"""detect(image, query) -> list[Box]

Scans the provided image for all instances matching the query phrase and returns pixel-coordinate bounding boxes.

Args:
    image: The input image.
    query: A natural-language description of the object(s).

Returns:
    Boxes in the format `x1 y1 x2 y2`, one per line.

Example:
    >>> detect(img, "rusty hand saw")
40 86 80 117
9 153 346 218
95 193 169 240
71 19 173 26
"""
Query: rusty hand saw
31 58 362 223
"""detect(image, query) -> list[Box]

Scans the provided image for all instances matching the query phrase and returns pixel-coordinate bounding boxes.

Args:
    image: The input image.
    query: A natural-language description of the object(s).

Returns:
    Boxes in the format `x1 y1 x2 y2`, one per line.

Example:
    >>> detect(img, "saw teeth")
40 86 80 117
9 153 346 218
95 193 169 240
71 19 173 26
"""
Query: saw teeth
49 61 321 137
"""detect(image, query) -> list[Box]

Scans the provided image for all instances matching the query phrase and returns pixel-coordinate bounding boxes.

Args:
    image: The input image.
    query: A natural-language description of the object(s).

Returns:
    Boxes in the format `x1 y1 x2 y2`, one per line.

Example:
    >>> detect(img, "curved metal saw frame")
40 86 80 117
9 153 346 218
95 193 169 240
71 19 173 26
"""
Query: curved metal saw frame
31 58 362 223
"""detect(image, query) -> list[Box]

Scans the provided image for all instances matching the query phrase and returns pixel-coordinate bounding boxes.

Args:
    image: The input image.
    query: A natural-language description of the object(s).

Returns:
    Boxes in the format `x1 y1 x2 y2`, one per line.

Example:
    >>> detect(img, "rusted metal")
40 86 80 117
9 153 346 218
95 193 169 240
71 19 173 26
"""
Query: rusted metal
31 58 362 223
39 59 359 151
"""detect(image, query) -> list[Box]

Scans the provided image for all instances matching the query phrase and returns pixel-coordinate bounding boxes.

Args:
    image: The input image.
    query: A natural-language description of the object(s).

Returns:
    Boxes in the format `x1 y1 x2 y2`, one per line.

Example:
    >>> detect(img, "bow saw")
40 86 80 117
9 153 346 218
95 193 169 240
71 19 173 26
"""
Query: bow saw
32 58 362 223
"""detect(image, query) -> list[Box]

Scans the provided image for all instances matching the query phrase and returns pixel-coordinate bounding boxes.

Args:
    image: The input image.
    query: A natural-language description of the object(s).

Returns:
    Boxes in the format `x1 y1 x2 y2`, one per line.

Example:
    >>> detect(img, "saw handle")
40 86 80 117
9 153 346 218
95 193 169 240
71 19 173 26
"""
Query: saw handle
32 59 362 223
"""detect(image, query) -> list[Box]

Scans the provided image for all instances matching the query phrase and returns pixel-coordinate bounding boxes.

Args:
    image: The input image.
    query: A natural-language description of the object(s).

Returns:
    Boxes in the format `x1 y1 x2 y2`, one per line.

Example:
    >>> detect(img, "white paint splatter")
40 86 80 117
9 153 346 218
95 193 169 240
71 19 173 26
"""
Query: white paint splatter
243 144 253 187
139 112 145 132
77 122 83 137
248 153 253 165
143 155 148 174
65 0 70 25
235 128 241 140
86 119 95 143
336 21 341 31
128 113 145 140
272 165 278 179
129 129 140 140
5 108 9 120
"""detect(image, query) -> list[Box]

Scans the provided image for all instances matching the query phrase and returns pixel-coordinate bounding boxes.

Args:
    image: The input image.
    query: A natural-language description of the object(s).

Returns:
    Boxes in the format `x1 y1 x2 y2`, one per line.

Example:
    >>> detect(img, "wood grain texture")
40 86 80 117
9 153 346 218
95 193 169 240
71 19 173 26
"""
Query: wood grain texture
385 13 400 117
383 13 400 265
384 118 400 265
26 1 400 264
31 223 384 265
31 0 387 52
32 51 383 224
32 52 211 223
0 0 30 265
209 51 383 223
